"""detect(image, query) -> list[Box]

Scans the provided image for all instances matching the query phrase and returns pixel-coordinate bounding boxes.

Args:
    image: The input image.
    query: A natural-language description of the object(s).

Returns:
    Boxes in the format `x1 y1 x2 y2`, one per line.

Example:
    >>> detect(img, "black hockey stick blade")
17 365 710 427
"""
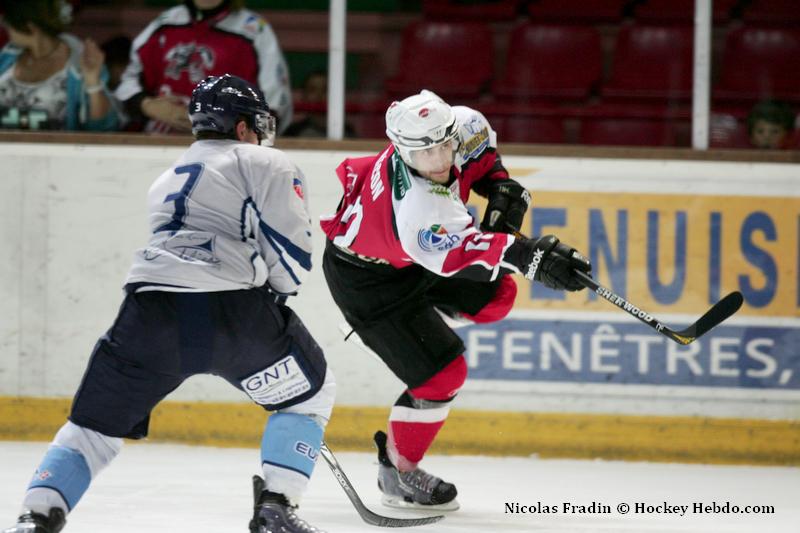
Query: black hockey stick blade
573 270 743 345
319 442 445 528
669 290 744 343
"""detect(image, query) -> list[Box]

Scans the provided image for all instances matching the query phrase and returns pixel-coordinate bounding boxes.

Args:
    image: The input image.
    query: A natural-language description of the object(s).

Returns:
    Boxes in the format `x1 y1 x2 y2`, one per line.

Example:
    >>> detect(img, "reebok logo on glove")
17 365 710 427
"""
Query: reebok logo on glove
525 248 545 280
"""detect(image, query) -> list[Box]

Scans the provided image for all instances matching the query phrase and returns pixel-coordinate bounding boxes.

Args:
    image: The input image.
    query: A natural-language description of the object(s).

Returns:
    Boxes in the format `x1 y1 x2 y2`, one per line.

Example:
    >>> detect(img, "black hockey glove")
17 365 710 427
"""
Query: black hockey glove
480 179 531 234
506 235 592 291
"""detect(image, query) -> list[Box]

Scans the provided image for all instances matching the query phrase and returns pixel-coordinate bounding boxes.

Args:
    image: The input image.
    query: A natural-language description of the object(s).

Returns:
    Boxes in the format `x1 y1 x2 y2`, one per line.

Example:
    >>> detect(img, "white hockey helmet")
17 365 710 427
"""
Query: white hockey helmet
385 90 459 176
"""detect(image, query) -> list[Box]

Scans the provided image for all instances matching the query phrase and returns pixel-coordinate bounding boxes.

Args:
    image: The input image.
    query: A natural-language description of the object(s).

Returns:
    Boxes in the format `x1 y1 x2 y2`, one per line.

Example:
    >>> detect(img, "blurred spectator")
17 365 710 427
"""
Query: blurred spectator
0 0 122 131
709 113 749 149
284 70 355 138
116 0 292 134
746 100 795 150
100 35 130 91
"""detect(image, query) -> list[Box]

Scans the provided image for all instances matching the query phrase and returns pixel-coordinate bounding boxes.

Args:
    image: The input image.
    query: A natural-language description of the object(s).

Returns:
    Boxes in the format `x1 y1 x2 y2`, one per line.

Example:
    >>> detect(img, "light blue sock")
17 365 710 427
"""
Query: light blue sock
28 446 92 511
261 413 323 480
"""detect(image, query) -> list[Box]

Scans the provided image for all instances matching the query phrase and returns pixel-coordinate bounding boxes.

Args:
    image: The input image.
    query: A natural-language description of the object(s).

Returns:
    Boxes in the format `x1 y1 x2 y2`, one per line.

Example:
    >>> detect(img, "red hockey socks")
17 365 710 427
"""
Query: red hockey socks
387 356 467 471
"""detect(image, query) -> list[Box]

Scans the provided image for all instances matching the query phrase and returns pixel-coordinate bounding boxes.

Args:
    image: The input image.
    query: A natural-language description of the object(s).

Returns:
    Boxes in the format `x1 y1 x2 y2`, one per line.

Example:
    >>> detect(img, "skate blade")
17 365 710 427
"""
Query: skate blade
381 495 460 512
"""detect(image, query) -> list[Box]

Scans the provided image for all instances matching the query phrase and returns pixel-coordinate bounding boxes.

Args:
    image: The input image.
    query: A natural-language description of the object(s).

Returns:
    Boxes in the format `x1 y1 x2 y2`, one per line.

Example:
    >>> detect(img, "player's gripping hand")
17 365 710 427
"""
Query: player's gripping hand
506 235 591 291
480 179 531 234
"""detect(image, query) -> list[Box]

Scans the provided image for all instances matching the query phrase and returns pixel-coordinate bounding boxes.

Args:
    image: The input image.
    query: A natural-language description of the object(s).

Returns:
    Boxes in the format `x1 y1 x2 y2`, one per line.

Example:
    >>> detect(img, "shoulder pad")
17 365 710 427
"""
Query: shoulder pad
238 144 294 173
156 5 191 26
133 6 190 50
454 106 493 161
218 9 270 39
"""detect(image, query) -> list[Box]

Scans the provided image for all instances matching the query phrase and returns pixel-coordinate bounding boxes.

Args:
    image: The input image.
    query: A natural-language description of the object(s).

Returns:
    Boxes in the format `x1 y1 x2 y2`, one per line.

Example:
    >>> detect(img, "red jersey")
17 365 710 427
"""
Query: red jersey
321 107 523 282
115 5 292 133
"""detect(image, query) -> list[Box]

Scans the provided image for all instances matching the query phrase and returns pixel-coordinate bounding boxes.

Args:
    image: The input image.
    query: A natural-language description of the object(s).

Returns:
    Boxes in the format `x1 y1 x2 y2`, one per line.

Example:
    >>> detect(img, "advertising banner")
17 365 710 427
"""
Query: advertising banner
462 185 800 393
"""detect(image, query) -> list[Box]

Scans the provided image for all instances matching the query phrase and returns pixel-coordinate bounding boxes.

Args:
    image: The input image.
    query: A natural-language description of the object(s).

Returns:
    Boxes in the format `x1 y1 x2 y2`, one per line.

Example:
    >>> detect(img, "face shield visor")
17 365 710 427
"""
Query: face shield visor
254 112 277 147
403 137 458 177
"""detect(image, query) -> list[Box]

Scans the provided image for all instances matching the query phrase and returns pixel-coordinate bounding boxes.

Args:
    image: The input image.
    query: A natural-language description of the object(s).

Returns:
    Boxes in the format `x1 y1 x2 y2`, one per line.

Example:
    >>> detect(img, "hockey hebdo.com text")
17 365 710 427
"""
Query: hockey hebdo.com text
504 501 776 517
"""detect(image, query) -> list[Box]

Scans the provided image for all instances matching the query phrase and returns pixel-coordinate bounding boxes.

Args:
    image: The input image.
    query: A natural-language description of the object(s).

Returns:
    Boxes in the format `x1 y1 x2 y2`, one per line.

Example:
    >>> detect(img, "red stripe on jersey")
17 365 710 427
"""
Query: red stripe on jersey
440 232 510 276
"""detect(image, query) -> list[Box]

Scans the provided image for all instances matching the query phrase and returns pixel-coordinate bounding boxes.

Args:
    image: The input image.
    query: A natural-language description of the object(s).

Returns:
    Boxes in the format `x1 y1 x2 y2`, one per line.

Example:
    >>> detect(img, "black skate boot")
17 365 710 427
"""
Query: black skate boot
374 430 459 511
3 508 65 533
248 475 326 533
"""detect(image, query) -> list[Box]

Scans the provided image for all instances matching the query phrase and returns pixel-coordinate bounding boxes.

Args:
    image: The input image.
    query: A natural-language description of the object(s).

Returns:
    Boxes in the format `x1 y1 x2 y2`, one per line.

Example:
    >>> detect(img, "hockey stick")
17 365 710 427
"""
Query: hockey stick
573 269 743 345
319 442 445 528
514 231 743 345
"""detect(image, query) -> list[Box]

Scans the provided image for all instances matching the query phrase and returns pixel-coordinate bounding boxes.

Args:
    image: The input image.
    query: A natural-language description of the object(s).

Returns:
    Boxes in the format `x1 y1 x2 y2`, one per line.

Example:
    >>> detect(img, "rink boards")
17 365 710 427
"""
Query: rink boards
0 141 797 464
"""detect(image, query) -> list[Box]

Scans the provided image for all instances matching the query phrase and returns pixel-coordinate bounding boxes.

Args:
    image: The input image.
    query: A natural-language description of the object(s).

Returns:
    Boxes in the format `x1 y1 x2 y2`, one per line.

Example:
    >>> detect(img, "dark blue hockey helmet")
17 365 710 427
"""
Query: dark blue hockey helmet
189 74 276 145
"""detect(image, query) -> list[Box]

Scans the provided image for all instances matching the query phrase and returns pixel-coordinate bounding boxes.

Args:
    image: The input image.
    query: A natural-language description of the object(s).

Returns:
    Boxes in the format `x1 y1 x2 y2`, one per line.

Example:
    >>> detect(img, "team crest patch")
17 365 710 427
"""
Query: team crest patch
33 469 52 481
460 116 489 159
417 224 460 252
164 43 214 83
293 177 304 200
243 14 267 34
164 232 221 266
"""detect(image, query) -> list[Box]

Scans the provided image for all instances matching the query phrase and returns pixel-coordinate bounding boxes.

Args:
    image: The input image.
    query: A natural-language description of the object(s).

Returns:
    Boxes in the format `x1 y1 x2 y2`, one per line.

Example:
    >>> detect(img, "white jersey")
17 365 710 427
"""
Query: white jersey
126 140 312 294
321 106 516 281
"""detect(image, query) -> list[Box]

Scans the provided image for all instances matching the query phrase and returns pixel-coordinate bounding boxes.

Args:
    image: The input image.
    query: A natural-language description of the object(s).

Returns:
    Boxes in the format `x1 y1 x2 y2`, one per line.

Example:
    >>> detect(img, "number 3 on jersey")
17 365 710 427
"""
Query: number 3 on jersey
156 163 205 232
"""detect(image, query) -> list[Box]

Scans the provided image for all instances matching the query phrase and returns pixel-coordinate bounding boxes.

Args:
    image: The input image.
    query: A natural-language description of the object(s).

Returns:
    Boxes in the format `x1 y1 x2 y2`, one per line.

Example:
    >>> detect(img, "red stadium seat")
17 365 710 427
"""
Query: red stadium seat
579 117 676 146
385 20 494 99
527 0 624 24
743 0 800 26
601 24 694 103
342 99 391 140
350 112 387 139
492 115 566 143
493 23 603 101
634 0 737 24
791 130 800 149
714 27 800 105
422 0 520 21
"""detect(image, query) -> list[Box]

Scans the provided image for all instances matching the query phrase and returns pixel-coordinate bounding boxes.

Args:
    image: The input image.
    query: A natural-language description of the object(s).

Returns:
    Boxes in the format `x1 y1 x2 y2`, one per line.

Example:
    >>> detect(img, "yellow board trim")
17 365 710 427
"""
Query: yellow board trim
1 397 798 466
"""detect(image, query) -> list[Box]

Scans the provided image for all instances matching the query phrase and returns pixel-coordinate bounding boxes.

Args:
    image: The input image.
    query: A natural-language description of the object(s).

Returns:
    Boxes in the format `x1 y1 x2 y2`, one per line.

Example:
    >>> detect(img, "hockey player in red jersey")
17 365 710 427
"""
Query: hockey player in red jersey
320 90 592 510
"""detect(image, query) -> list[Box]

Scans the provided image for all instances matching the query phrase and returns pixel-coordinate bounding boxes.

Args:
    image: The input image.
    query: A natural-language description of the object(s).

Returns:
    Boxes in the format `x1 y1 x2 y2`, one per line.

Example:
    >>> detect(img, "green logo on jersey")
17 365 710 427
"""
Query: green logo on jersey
391 152 412 200
427 183 451 197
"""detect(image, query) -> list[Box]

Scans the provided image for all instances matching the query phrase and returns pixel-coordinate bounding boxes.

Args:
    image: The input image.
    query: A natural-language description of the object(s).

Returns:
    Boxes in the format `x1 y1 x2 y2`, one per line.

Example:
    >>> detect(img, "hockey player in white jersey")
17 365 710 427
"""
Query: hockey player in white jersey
321 90 591 511
4 75 333 533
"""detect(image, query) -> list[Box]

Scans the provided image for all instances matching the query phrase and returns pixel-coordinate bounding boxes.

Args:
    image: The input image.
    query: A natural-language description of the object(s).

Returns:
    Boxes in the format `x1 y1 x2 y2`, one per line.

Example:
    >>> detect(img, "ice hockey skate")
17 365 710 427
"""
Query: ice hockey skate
249 475 326 533
374 431 459 511
3 508 65 533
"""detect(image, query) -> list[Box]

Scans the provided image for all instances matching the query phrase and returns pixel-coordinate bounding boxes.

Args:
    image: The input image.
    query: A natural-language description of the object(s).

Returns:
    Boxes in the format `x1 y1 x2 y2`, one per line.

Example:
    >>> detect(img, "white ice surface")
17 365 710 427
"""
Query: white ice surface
1 441 798 533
